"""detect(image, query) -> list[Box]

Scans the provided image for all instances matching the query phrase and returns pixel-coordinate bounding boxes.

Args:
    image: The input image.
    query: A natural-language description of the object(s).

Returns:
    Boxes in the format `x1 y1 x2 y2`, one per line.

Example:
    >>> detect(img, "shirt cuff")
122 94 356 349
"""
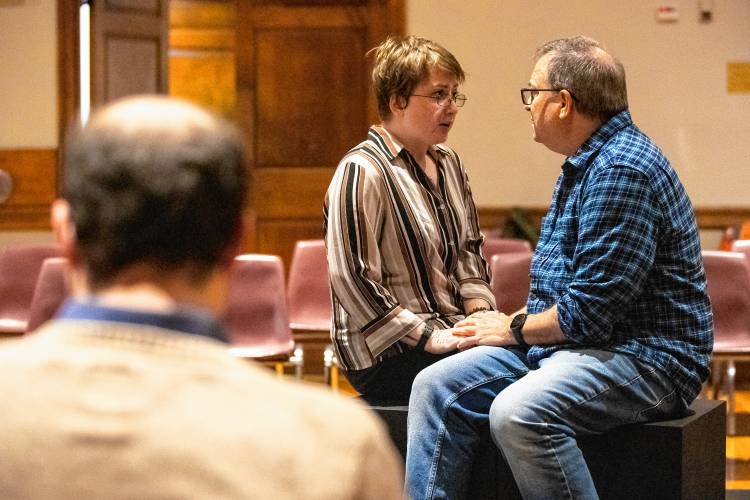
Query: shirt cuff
362 306 423 357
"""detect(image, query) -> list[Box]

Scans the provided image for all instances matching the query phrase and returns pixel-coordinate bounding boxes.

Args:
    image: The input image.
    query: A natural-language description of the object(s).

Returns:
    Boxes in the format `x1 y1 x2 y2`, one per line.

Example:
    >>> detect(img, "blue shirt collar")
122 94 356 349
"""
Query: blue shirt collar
57 299 228 343
565 109 633 172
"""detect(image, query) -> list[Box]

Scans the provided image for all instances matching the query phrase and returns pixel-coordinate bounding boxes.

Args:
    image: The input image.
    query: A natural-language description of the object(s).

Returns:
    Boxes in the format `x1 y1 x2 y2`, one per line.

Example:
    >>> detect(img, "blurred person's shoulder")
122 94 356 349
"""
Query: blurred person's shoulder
212 357 406 499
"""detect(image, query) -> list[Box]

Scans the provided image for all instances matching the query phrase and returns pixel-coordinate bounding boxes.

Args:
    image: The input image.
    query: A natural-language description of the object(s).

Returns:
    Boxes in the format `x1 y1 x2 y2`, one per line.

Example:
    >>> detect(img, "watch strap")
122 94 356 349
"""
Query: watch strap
510 313 529 349
416 320 435 351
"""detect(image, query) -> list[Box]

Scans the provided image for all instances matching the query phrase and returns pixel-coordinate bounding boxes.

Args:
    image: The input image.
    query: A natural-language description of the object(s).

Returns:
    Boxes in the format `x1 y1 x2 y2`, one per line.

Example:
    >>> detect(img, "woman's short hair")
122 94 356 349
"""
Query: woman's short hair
534 35 628 122
370 35 465 121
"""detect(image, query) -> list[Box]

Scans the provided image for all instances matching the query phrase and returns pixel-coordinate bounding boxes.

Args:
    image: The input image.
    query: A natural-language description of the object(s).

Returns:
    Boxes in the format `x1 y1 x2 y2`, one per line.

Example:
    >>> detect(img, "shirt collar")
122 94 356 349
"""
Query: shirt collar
56 299 228 343
565 109 633 172
369 124 447 162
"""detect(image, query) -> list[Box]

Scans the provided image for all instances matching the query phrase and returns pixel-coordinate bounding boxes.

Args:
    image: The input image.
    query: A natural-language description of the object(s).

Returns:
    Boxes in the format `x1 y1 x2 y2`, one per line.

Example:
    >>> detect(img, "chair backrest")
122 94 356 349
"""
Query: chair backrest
483 237 532 261
731 239 750 262
0 244 61 334
26 257 71 334
702 250 750 350
287 239 332 331
223 254 295 358
490 252 533 315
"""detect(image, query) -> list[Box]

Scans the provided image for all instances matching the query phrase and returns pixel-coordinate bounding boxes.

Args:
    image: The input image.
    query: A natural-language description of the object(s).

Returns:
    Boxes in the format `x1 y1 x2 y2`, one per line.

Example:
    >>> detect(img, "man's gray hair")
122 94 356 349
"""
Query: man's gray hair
534 36 628 121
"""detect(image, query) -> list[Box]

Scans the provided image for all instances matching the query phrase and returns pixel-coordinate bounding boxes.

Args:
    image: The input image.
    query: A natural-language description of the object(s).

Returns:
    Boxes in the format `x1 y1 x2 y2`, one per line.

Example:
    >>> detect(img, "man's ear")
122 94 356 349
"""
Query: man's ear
558 90 574 120
50 199 77 261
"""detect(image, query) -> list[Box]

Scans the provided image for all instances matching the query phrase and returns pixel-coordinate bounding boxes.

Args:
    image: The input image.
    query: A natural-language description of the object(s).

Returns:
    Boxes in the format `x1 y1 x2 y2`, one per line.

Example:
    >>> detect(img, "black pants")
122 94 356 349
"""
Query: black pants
344 348 454 406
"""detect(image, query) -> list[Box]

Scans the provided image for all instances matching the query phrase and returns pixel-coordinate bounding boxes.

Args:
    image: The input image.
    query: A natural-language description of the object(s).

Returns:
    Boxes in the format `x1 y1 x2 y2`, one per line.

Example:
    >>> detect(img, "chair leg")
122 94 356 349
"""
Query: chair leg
709 359 723 400
331 364 340 392
289 343 304 380
727 359 737 436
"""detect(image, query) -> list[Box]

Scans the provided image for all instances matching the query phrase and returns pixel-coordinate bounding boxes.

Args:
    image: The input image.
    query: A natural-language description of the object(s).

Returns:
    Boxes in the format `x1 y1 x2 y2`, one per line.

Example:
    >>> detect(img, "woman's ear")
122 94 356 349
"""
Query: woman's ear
389 94 407 116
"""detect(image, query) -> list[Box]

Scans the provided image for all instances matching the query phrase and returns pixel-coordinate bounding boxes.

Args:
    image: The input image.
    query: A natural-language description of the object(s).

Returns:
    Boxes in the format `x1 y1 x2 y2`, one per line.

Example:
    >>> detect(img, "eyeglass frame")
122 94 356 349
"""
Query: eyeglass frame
410 92 468 107
520 88 577 106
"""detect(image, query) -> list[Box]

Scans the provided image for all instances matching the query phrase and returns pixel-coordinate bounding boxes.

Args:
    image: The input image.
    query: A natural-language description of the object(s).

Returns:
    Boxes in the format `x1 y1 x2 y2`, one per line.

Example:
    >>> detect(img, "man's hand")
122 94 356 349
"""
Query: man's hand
423 328 462 354
452 311 515 350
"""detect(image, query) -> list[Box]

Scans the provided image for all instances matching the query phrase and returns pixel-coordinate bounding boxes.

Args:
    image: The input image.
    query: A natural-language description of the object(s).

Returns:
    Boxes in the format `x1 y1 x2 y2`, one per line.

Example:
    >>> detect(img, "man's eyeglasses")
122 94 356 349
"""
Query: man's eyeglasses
520 88 576 105
411 92 467 107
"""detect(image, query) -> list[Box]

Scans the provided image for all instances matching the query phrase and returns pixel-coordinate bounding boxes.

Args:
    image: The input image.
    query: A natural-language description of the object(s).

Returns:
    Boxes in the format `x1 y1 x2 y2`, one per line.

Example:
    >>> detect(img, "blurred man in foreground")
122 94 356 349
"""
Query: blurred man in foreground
0 96 402 500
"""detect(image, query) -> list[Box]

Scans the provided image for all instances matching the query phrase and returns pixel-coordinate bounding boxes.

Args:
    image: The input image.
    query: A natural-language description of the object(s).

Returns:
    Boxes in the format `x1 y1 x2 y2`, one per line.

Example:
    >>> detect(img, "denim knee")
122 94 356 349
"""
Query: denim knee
488 391 546 449
409 361 448 407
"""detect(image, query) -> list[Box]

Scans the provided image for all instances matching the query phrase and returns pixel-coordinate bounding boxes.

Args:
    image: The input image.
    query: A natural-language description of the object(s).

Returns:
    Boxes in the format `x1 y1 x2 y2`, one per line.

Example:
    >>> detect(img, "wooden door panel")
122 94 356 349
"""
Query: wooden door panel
91 0 168 106
254 28 367 167
254 167 335 219
106 36 161 99
169 0 236 118
236 1 403 266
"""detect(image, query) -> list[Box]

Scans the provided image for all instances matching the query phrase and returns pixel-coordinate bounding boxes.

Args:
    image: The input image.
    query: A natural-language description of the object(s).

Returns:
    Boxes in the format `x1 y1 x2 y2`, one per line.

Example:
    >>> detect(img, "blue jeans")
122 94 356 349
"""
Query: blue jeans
405 346 684 500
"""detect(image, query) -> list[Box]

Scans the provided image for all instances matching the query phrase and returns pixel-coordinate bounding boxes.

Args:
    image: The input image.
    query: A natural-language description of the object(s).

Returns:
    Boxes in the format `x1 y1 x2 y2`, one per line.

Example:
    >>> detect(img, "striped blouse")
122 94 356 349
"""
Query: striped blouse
324 126 495 371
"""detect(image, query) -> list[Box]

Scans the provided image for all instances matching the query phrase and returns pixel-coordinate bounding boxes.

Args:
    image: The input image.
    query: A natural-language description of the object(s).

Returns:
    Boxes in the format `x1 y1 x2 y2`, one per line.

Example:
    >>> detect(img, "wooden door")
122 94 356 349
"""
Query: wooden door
91 0 169 106
236 0 404 267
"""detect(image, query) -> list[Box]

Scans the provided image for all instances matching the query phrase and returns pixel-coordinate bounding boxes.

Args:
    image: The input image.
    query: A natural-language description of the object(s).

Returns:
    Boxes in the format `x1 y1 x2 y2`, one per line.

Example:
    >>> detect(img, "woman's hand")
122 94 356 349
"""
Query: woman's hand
452 311 515 350
423 328 462 354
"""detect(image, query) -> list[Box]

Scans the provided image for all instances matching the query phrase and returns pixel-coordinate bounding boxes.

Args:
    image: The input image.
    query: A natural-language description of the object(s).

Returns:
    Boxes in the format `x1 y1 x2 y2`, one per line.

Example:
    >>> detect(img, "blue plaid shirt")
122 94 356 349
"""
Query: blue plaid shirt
527 110 713 403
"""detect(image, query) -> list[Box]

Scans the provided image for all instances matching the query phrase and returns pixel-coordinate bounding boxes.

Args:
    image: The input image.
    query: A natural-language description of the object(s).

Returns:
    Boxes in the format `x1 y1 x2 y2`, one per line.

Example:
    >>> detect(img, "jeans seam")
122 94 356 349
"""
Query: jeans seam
636 386 677 420
425 369 524 499
541 422 574 500
554 363 660 423
539 363 665 499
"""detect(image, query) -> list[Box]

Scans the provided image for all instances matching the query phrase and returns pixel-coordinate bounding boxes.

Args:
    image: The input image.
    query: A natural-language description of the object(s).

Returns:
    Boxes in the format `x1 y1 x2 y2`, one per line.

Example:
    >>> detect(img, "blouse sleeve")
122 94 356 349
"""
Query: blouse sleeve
324 157 423 356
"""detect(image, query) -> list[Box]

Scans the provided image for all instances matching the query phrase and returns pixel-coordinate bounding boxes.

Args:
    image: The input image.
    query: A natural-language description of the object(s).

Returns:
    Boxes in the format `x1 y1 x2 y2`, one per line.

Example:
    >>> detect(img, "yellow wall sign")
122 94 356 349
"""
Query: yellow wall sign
728 62 750 93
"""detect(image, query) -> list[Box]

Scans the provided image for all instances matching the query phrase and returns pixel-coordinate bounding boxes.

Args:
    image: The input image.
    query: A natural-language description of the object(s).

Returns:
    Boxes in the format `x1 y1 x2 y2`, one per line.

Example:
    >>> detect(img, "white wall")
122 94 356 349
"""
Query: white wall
0 0 57 244
407 0 750 208
0 0 58 149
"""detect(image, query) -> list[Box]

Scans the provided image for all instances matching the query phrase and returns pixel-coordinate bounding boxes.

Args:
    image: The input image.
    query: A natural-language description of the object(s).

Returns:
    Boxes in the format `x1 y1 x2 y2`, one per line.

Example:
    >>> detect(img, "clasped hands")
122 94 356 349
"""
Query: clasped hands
424 310 516 354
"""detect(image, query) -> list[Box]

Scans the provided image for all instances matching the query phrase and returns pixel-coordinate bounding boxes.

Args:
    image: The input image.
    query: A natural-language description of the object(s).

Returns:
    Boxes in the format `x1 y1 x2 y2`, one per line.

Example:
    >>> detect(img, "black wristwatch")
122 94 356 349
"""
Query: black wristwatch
510 313 529 349
416 320 435 351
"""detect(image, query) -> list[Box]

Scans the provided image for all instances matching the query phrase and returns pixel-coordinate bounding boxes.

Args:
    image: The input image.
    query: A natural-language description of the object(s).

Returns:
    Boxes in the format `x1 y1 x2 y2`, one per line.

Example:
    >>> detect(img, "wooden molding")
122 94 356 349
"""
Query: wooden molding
478 206 750 235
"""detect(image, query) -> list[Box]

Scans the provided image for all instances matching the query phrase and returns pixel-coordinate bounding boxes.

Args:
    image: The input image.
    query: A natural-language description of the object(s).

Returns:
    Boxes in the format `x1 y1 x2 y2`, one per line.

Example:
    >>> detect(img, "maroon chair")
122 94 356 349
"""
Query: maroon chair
286 239 338 385
482 237 532 262
26 257 72 333
731 239 750 261
490 252 533 315
287 239 332 331
702 250 750 435
223 254 302 378
0 244 61 335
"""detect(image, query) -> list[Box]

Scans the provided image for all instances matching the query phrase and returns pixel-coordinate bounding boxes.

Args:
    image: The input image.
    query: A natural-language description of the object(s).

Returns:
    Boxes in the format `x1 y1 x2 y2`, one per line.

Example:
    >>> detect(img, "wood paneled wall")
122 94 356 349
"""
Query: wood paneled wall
169 0 236 118
478 206 750 243
0 150 57 230
236 0 404 267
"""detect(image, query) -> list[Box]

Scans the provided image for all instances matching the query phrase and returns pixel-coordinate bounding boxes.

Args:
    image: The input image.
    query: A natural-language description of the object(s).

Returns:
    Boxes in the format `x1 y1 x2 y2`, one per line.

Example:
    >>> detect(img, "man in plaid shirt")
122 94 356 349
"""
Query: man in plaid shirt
405 36 713 500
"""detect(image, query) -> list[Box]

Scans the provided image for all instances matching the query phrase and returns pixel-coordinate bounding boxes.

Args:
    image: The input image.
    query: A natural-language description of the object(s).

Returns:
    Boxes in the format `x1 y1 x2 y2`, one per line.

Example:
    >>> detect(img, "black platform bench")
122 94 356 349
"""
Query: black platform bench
371 399 726 500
